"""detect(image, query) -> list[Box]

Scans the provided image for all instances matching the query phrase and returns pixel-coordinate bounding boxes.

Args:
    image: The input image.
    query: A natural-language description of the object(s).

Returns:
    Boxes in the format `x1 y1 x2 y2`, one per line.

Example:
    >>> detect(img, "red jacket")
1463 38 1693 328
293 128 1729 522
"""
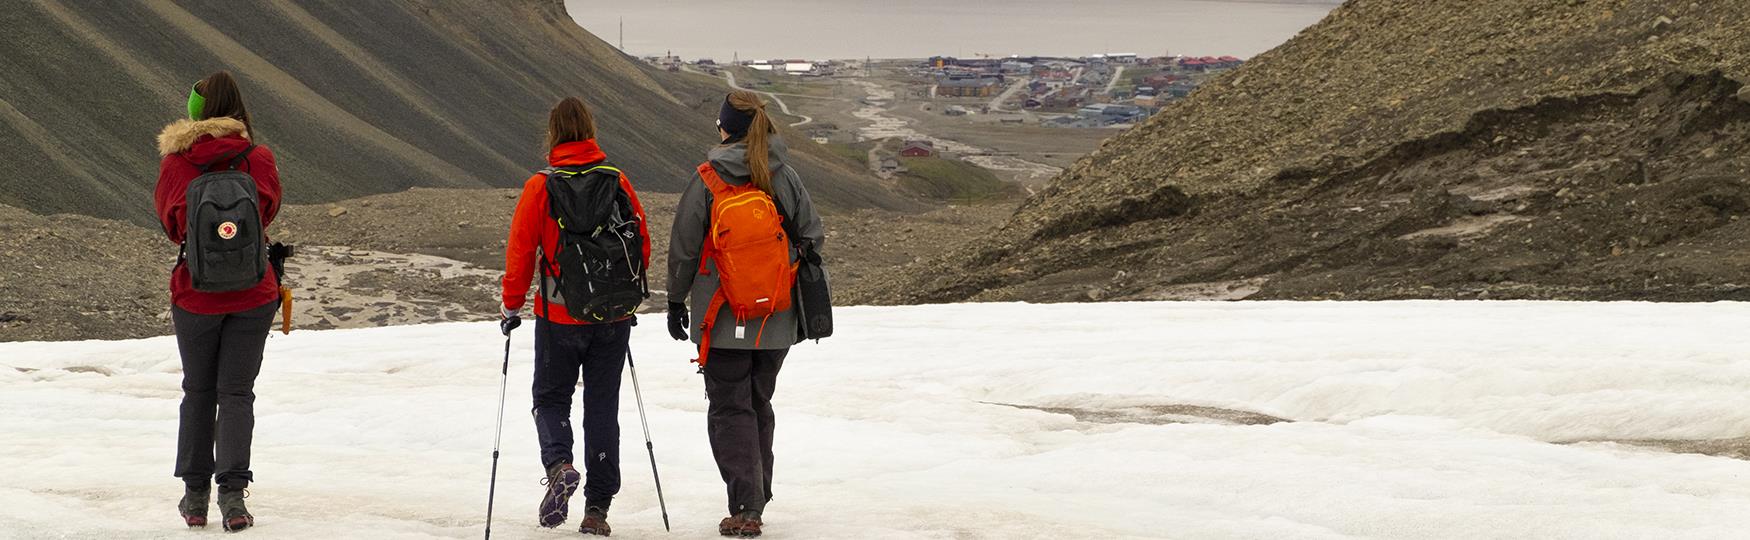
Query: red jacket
153 118 282 315
502 140 651 325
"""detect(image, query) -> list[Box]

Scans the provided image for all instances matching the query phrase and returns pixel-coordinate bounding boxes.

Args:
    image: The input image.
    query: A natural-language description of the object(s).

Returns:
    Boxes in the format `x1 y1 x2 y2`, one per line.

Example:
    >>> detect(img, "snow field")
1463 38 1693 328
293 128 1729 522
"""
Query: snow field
3 301 1750 539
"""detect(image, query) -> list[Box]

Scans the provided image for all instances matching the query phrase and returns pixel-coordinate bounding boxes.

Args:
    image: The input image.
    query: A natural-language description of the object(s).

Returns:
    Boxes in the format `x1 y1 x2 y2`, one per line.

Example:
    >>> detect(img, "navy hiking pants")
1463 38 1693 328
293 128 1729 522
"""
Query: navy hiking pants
532 317 628 510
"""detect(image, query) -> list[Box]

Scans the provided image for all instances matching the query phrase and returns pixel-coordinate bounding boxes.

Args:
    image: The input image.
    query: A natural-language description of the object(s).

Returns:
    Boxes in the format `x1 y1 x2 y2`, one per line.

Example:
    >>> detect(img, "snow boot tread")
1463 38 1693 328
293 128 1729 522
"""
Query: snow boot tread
179 486 210 529
217 488 253 532
718 511 762 537
579 507 611 536
538 463 582 528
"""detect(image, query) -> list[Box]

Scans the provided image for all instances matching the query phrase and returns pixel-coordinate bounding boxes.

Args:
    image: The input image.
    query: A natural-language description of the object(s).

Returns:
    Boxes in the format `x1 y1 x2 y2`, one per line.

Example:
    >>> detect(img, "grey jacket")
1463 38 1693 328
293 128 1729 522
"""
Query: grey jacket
668 138 825 350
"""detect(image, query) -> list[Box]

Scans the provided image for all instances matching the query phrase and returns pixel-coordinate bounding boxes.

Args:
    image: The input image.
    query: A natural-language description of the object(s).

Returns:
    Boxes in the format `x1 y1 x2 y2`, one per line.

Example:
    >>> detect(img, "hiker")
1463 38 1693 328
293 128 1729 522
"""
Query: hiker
153 71 281 532
667 90 825 538
500 96 651 536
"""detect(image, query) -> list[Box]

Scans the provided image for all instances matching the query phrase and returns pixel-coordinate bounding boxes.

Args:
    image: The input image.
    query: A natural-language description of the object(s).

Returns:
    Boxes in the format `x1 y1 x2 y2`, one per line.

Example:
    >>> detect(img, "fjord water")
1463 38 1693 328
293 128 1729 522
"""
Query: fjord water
567 0 1339 61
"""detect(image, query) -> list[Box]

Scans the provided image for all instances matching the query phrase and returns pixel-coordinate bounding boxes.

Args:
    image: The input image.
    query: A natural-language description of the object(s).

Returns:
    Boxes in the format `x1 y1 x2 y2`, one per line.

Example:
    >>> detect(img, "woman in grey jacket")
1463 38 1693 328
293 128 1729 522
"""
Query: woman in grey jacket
667 90 824 538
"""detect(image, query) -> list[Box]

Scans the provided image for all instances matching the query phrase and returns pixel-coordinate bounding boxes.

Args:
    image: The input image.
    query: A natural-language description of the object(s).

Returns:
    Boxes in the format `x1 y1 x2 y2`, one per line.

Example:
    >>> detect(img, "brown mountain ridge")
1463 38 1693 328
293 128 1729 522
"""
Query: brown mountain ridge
852 0 1750 304
0 0 912 225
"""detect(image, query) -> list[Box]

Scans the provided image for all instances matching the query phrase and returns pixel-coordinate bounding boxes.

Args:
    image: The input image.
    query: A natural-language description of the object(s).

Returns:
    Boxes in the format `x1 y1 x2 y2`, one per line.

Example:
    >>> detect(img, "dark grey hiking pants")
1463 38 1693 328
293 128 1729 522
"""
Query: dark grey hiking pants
704 347 788 515
171 300 277 491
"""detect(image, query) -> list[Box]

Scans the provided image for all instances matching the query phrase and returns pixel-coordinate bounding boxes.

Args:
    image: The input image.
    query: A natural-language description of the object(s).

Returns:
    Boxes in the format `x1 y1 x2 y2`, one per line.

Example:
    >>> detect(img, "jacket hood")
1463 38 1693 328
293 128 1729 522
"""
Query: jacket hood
157 117 250 157
549 139 607 167
707 136 790 182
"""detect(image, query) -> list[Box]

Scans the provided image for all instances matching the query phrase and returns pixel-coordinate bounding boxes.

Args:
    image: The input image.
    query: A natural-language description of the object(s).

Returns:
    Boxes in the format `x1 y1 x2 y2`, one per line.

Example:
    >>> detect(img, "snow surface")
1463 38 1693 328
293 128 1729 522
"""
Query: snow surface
4 301 1750 539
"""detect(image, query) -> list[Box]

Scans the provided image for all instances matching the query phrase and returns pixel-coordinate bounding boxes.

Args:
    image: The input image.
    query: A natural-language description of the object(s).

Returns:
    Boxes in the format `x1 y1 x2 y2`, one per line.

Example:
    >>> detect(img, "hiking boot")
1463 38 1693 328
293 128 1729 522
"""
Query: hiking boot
718 510 763 537
217 488 253 532
179 485 210 528
578 506 611 536
537 463 581 528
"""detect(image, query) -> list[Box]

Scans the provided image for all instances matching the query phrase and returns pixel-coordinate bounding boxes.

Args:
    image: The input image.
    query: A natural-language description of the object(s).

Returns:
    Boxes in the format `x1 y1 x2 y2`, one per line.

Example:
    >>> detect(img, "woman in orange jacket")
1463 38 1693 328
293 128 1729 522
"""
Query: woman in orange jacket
500 97 649 536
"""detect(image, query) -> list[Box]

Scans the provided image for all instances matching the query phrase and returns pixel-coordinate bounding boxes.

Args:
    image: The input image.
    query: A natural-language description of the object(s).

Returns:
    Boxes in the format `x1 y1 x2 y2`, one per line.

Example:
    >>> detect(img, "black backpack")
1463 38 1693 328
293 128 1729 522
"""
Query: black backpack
181 145 266 293
773 196 833 340
542 163 649 322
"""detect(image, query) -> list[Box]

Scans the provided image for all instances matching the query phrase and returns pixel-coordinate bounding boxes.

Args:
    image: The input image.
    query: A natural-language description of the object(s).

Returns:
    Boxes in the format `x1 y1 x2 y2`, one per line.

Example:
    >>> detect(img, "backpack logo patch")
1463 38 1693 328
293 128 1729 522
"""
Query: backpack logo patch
217 221 238 240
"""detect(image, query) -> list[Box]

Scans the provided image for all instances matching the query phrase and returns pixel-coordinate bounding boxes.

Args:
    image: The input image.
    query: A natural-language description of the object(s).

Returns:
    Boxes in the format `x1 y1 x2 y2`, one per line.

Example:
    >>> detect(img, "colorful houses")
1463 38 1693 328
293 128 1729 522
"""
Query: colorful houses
1179 56 1244 71
938 77 1001 97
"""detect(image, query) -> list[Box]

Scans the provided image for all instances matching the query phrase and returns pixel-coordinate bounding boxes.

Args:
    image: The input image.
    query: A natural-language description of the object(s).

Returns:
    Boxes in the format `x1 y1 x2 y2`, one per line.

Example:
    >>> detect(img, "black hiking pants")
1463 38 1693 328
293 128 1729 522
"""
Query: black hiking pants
172 299 278 491
532 318 628 510
704 347 788 515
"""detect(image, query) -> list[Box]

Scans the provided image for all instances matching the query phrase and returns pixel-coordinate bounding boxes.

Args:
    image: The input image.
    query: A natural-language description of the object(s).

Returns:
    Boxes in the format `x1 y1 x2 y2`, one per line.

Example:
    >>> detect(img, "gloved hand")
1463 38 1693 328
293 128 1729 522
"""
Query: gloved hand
499 305 521 336
667 302 689 341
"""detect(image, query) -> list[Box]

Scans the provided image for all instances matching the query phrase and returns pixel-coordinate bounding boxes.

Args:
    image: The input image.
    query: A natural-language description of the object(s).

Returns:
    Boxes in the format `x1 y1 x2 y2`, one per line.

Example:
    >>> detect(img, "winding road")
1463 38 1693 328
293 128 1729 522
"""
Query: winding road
720 70 813 127
988 79 1028 112
1104 65 1127 94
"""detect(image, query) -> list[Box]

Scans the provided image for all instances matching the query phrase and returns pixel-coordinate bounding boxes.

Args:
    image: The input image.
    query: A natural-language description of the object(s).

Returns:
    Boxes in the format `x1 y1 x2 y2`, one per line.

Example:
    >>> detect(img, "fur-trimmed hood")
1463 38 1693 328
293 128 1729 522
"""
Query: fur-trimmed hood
157 117 249 156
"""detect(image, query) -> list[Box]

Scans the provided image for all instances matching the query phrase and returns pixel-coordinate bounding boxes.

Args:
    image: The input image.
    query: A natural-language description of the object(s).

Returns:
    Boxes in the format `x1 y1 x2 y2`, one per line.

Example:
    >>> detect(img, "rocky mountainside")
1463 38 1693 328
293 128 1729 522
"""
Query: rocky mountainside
0 186 996 342
0 0 909 224
853 0 1750 304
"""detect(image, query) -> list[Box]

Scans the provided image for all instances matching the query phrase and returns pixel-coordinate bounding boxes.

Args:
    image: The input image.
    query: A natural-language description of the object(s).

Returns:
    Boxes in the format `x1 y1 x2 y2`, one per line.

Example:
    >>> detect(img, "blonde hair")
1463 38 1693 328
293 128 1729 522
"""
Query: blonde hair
726 90 775 194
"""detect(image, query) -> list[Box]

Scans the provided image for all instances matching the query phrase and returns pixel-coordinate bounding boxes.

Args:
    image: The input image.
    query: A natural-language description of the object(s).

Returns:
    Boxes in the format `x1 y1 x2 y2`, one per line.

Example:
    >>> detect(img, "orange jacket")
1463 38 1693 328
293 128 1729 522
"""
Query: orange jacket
502 140 650 325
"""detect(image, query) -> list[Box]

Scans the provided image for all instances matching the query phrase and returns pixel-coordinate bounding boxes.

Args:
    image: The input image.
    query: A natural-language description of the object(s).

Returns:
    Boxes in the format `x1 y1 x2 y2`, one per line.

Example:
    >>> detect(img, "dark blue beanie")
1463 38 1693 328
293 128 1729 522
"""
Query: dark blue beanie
717 95 754 139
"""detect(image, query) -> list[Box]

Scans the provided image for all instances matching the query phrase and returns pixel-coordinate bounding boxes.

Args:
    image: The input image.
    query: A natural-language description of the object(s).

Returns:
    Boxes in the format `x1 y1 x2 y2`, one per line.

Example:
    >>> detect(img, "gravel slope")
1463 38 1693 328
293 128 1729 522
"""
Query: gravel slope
855 0 1750 304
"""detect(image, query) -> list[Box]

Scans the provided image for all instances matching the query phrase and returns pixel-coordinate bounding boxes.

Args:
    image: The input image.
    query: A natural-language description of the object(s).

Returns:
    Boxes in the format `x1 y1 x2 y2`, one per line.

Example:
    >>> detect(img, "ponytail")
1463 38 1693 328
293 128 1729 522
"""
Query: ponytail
726 90 775 194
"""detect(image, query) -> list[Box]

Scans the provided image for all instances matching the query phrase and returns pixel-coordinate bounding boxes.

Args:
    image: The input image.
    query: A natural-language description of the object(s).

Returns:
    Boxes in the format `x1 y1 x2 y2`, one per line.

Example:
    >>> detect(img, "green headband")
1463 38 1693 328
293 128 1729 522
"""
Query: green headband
187 83 205 121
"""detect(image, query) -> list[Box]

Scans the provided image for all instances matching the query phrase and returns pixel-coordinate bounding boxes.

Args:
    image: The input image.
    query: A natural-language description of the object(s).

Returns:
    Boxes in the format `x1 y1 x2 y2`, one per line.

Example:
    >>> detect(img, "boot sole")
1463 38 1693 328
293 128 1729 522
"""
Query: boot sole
223 516 253 532
183 516 207 529
538 474 582 528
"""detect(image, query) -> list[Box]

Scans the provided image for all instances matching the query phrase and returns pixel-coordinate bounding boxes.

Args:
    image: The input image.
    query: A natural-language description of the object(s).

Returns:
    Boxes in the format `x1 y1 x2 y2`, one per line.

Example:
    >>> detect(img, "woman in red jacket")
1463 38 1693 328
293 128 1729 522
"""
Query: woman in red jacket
152 71 280 532
500 97 650 536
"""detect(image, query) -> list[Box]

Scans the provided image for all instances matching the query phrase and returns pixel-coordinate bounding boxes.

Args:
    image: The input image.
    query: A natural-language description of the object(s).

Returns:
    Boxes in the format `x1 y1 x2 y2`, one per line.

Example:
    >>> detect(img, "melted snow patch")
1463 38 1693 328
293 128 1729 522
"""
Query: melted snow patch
988 401 1289 426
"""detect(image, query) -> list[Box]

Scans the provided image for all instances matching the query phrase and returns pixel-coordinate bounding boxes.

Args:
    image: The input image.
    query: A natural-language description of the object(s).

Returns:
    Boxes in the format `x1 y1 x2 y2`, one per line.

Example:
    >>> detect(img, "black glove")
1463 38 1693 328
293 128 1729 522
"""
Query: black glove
499 306 522 336
667 302 689 341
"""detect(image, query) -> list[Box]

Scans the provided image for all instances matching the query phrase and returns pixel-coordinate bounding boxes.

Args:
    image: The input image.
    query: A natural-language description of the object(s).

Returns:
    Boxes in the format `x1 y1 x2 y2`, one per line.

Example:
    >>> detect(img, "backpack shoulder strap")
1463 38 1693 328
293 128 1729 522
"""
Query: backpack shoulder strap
583 163 622 177
202 144 257 173
771 193 802 247
697 162 731 194
547 162 620 178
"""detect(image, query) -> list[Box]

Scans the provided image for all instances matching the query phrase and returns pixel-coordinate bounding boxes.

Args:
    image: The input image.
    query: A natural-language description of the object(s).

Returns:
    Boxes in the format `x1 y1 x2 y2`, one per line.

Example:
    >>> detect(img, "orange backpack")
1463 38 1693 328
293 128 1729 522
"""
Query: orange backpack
695 162 797 367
